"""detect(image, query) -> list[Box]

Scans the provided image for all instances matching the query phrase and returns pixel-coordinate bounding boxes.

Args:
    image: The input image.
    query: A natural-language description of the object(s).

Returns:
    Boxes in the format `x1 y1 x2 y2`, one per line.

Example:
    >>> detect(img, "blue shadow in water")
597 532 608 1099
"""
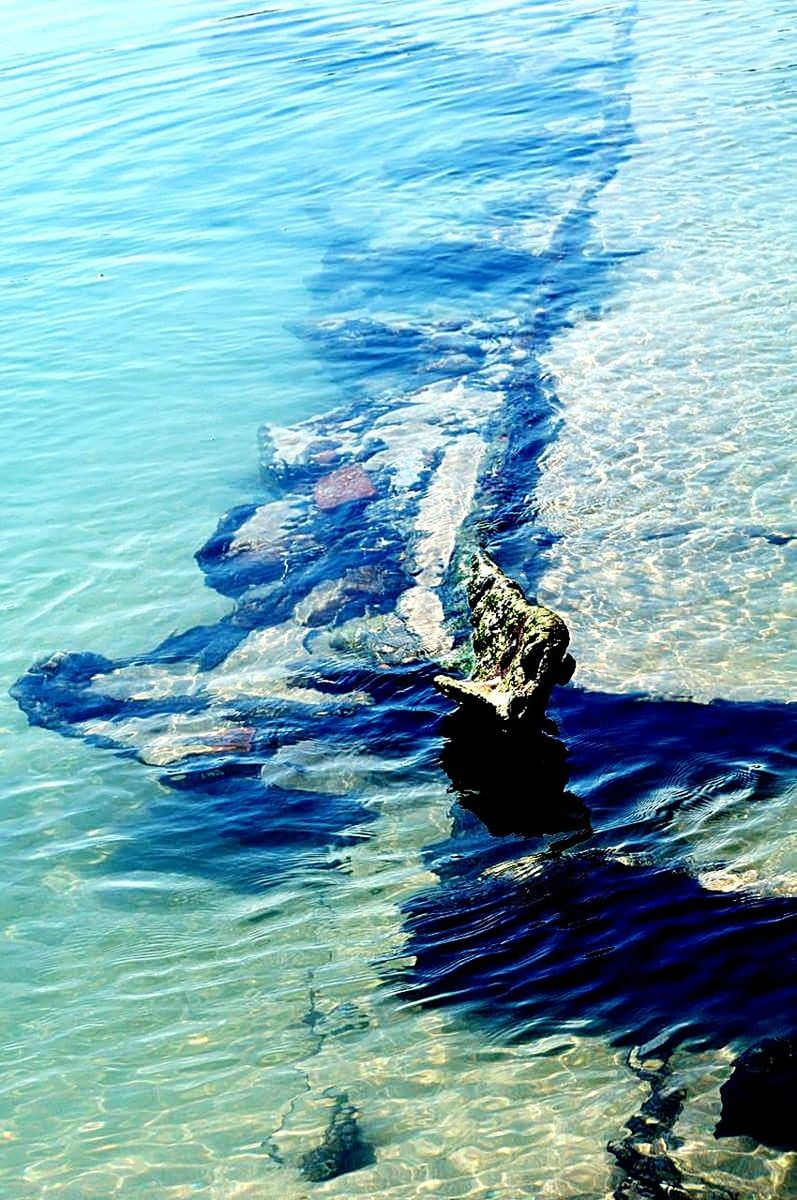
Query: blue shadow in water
403 688 797 1054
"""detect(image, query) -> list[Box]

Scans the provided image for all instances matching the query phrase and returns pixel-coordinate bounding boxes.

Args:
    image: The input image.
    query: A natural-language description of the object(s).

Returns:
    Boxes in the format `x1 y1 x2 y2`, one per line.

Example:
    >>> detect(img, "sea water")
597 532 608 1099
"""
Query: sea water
0 2 794 1197
535 0 796 704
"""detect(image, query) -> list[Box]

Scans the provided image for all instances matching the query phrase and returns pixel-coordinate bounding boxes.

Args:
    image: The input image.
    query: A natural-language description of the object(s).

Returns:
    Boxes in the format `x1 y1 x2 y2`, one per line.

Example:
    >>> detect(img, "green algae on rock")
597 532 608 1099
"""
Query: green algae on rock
434 551 575 723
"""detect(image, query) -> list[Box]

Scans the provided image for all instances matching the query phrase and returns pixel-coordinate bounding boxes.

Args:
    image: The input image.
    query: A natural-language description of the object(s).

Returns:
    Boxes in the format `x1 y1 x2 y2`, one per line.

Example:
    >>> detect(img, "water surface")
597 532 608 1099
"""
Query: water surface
1 2 795 1198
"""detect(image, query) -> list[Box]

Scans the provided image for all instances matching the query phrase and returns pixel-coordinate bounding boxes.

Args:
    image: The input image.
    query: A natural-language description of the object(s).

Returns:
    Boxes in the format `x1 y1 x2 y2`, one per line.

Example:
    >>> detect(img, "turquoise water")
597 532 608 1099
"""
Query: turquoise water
1 2 795 1197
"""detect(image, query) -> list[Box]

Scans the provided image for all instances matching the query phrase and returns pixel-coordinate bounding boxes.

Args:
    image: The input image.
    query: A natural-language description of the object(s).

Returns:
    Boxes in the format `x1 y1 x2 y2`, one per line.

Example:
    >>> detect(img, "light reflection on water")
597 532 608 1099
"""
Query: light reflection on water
536 0 796 704
1 1 795 1197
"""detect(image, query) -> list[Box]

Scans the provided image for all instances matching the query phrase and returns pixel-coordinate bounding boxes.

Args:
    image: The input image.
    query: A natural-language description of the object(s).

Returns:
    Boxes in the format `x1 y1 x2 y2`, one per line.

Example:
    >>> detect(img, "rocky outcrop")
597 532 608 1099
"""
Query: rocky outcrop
434 551 575 724
432 551 578 832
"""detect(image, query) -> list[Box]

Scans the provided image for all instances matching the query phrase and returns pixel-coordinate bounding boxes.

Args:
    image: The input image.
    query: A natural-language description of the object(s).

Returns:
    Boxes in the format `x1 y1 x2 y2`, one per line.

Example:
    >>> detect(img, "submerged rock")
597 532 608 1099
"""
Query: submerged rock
608 1052 694 1200
609 1054 739 1200
299 1092 375 1183
433 551 577 833
715 1036 797 1152
313 464 377 511
434 551 575 724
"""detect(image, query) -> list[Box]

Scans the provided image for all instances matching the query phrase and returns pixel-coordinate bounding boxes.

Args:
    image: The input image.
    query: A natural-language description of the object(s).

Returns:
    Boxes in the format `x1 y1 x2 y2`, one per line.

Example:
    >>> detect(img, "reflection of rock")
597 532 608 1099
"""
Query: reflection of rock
716 1037 797 1152
434 551 575 723
299 1092 375 1183
440 708 587 838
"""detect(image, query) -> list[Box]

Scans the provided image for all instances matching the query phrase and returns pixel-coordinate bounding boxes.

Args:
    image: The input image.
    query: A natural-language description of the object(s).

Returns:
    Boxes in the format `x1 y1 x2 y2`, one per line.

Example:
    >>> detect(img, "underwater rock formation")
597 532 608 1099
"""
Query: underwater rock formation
299 1092 375 1183
609 1050 736 1200
13 376 502 776
715 1036 797 1152
434 550 575 724
10 369 506 890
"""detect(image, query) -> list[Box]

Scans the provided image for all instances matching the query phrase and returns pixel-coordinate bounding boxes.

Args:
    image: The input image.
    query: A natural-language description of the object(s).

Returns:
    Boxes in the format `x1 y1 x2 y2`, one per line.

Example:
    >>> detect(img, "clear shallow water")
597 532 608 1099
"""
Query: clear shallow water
1 3 795 1199
536 0 797 704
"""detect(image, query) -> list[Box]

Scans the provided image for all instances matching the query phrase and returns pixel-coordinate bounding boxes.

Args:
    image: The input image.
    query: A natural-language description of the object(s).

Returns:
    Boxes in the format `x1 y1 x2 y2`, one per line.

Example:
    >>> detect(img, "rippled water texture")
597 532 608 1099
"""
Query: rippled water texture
535 0 796 703
1 2 795 1198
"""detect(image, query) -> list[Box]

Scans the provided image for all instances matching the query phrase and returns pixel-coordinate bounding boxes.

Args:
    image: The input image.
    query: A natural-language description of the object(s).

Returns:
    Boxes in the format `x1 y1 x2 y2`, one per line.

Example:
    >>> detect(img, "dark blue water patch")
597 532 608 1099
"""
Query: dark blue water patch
311 237 552 310
148 618 250 672
401 690 797 1054
13 636 447 895
292 316 489 399
299 18 638 347
93 685 444 896
13 650 332 752
387 123 627 192
404 849 797 1053
554 688 797 853
475 370 562 569
419 687 795 877
116 775 378 892
304 229 640 361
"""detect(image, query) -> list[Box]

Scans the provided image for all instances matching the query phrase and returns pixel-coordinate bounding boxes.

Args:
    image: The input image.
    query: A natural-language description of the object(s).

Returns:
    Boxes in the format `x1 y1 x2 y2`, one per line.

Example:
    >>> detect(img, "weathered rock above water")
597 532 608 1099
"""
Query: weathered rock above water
434 551 575 723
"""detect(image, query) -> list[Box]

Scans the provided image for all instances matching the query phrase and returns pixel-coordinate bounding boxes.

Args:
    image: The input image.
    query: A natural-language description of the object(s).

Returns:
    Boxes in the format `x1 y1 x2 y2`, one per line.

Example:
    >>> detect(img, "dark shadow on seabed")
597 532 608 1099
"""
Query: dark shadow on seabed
403 687 797 1184
404 691 797 1059
404 685 797 1029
